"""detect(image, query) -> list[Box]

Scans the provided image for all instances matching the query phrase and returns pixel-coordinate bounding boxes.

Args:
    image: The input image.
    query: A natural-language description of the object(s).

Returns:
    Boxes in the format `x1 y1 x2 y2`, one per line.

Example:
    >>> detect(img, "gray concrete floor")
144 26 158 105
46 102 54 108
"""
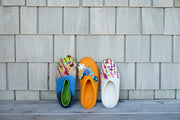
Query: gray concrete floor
0 100 180 120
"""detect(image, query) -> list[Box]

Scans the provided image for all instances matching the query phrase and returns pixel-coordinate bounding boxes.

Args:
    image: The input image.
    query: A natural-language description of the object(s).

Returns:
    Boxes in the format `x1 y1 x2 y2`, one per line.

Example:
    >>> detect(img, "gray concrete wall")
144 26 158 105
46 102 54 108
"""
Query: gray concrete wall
0 0 180 100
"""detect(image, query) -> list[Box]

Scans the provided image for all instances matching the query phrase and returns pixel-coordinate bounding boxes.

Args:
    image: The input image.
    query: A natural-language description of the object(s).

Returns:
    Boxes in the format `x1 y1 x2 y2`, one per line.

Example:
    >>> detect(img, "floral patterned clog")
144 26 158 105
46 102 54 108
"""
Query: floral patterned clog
100 58 120 108
78 57 99 109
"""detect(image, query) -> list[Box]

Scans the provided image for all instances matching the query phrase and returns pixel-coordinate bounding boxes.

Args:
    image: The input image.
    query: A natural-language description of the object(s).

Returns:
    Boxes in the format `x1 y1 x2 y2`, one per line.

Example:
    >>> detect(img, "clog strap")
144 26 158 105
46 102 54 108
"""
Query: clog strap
78 63 98 83
100 58 120 81
57 55 76 77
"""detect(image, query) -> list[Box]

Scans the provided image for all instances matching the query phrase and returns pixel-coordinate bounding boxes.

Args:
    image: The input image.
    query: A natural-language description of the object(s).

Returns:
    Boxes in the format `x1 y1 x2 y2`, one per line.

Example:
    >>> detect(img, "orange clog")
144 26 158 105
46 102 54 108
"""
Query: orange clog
78 57 99 109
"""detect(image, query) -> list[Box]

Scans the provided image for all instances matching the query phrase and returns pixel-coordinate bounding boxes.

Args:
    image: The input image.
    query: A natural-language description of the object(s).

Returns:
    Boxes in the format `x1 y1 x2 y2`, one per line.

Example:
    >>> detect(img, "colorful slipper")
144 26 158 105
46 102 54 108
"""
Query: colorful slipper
100 59 120 108
56 55 76 108
78 57 99 109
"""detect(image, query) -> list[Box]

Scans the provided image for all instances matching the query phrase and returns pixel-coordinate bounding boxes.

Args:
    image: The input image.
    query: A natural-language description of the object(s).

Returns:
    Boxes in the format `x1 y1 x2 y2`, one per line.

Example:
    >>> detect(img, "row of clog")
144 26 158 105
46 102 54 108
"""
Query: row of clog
56 55 120 109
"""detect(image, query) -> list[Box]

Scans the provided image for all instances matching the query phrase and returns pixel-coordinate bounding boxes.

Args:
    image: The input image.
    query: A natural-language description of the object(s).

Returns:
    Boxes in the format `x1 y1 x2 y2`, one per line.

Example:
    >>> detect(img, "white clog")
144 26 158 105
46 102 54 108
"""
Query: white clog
100 59 120 108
